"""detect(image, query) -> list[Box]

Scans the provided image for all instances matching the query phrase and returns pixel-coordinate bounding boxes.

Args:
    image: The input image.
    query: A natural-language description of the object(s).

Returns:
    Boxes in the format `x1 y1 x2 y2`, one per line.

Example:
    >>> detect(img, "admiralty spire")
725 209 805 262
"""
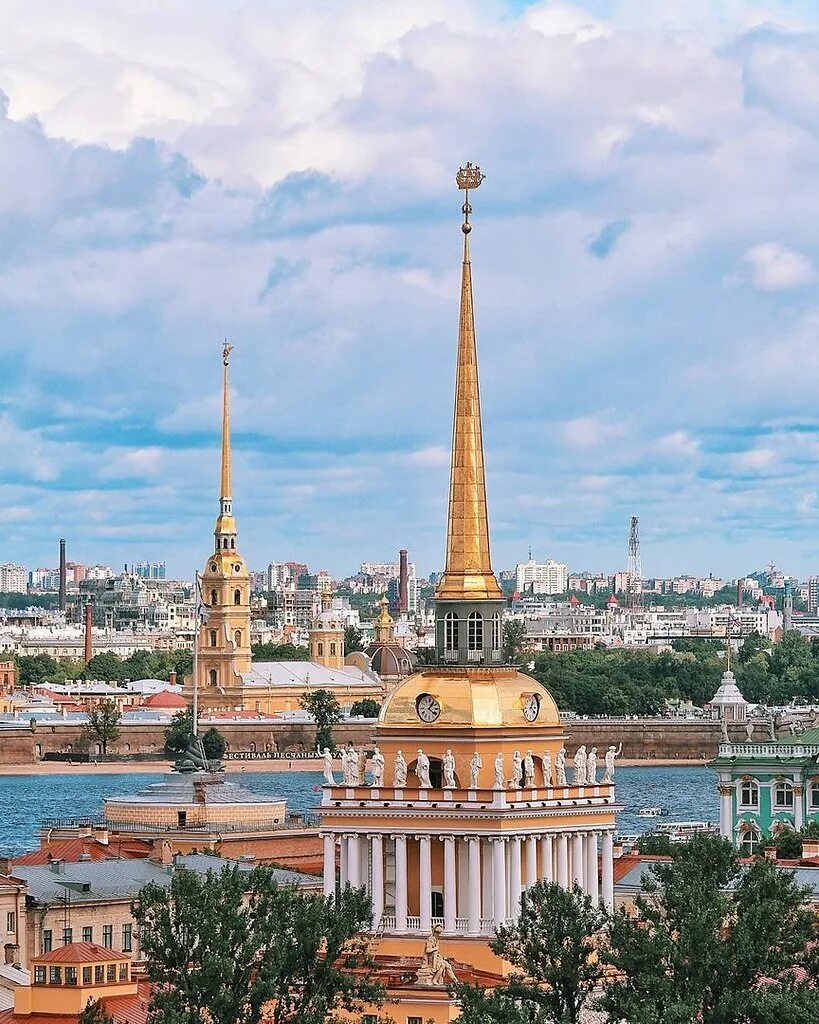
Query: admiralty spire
435 163 504 605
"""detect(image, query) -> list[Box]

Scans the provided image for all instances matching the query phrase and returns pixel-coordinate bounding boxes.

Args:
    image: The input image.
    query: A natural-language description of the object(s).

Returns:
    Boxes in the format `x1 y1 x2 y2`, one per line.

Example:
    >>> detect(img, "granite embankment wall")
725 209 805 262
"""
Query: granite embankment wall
0 717 740 765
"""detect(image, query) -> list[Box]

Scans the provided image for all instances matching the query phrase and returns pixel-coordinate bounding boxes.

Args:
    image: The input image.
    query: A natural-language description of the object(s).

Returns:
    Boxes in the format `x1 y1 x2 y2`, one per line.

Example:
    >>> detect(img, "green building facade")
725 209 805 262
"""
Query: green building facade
710 728 819 853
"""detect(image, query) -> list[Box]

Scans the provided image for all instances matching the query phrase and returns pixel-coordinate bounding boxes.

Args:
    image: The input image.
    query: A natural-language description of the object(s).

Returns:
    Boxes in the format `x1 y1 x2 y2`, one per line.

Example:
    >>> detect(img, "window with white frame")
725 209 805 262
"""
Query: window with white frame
739 780 759 808
774 781 794 808
444 611 459 651
810 783 819 808
468 611 483 651
739 825 761 855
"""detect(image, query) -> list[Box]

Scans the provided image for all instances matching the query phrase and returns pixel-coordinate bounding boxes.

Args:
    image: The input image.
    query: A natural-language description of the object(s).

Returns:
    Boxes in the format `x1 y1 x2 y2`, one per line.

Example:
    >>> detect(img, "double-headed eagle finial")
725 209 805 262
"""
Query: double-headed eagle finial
456 163 485 234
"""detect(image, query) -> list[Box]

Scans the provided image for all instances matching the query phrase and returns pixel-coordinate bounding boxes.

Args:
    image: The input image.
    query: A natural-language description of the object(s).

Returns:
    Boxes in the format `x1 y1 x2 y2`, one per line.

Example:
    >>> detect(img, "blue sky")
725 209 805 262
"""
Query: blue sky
5 2 819 580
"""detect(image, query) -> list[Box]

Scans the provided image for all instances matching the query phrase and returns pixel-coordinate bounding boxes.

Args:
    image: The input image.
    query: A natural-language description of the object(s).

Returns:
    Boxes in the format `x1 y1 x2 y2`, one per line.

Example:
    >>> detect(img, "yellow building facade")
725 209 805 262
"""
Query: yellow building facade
318 167 620 981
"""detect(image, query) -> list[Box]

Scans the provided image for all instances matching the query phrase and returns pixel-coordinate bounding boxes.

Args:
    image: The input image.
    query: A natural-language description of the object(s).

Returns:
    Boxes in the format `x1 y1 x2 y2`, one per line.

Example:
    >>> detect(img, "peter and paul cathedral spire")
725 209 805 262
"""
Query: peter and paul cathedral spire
187 342 252 710
434 164 505 664
215 341 237 552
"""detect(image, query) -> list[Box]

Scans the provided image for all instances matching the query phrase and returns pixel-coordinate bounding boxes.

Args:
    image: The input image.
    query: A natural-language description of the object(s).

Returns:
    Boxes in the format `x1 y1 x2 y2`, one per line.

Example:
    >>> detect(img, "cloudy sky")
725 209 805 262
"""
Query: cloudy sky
4 1 819 581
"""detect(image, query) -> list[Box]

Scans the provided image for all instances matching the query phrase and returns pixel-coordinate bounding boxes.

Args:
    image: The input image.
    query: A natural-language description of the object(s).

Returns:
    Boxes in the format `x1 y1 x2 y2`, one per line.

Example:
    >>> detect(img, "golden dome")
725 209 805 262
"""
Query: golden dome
377 667 561 732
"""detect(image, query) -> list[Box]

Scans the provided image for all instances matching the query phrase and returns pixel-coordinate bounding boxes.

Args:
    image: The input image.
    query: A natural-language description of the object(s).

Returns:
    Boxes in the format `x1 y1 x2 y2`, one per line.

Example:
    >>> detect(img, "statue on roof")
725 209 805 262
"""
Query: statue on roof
394 749 408 787
469 751 482 789
416 925 457 987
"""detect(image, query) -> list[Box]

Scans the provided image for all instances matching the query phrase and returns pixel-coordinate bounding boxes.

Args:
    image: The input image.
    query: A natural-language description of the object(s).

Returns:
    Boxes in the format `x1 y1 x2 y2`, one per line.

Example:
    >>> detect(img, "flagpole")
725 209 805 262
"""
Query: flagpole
192 570 199 738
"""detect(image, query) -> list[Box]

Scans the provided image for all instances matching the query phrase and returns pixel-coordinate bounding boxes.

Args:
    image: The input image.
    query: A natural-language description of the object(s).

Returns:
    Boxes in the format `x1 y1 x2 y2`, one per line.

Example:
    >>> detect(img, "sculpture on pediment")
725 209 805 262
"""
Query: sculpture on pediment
469 751 482 789
442 749 456 789
415 749 431 788
523 750 536 788
555 748 567 786
508 750 523 789
493 752 505 789
573 745 587 786
369 745 385 787
322 746 335 785
601 743 622 783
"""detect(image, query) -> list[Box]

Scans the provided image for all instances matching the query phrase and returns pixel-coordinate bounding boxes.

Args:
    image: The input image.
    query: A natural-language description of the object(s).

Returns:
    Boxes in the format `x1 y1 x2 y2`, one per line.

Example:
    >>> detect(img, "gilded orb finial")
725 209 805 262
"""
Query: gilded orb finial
222 340 233 366
456 163 485 235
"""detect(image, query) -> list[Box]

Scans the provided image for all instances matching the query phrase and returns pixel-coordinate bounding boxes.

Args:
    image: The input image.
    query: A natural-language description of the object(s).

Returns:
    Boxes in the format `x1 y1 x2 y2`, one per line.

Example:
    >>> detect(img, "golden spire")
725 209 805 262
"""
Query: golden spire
221 341 233 504
214 341 237 545
435 165 503 603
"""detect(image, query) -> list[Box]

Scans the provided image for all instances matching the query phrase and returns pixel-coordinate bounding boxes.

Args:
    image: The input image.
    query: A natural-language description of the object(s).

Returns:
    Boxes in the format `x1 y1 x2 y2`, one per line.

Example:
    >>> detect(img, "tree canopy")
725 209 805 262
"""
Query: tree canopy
599 834 819 1024
344 625 364 653
349 698 381 718
457 881 608 1024
252 642 309 661
132 864 382 1024
300 689 342 751
85 699 121 754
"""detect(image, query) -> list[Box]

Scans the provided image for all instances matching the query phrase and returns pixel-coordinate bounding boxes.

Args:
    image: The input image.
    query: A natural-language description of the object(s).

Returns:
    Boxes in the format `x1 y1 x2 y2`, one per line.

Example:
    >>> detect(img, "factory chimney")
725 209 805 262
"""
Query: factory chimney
84 603 93 664
736 579 744 608
398 549 409 615
58 539 67 613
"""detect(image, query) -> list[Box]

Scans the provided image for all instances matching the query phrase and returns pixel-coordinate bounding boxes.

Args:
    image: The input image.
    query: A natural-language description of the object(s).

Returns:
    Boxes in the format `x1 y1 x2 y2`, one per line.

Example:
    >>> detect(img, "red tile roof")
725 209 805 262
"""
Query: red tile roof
0 988 149 1024
13 837 151 866
142 690 187 709
34 942 131 964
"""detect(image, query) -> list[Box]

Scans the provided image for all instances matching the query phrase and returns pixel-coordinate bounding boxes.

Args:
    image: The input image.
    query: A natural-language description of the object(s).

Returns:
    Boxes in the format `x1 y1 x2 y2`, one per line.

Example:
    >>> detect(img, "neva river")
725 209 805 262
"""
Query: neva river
0 765 718 856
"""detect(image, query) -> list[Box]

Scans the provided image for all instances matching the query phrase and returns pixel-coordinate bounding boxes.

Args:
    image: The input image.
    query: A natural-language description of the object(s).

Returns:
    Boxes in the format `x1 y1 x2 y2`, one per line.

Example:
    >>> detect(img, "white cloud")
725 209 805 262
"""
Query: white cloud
733 447 777 470
744 242 813 291
658 431 700 458
406 445 449 468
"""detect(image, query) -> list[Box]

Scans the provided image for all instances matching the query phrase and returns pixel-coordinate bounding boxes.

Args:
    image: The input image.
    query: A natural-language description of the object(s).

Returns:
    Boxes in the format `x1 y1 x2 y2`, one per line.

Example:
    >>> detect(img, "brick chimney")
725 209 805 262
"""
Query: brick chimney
84 604 93 664
168 670 177 686
802 838 819 861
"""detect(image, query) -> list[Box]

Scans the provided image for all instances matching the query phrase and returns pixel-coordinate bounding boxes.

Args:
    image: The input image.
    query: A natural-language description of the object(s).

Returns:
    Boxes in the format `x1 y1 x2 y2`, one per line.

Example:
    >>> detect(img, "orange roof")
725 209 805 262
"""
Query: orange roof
34 942 131 964
13 837 151 866
143 690 187 709
0 983 150 1024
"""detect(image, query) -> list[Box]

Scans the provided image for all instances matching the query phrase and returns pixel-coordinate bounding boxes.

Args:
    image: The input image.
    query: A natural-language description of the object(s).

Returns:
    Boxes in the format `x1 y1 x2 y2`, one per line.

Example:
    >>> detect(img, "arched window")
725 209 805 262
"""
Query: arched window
330 642 336 656
492 612 501 650
234 630 242 647
811 783 819 810
233 589 241 605
230 539 235 549
739 824 761 856
209 669 217 687
739 780 758 808
210 589 218 606
445 612 459 651
774 781 794 808
468 611 483 651
318 642 324 656
210 630 217 648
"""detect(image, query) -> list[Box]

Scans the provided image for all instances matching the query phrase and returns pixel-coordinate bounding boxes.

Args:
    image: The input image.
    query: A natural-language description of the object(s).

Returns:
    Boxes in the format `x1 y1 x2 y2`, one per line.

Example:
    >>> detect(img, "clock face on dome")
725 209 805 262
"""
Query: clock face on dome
522 693 541 722
416 693 441 723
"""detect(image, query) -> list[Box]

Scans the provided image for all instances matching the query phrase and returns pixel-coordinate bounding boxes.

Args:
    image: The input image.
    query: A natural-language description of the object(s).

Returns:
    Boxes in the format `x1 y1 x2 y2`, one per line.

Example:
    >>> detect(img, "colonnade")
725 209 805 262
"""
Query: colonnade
322 829 615 933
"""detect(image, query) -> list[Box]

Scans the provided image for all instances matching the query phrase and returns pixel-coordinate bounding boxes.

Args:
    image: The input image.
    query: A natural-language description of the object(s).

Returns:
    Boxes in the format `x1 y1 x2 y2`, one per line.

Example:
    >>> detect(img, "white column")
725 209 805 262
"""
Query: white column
572 832 584 888
468 837 481 934
719 785 733 838
525 836 538 888
348 834 361 888
395 835 408 932
323 834 336 898
540 835 553 882
492 839 507 927
795 786 805 830
371 835 384 927
601 831 614 910
419 836 432 932
443 837 456 932
584 832 599 904
481 839 493 920
457 840 469 919
556 833 569 888
340 836 349 887
509 837 522 918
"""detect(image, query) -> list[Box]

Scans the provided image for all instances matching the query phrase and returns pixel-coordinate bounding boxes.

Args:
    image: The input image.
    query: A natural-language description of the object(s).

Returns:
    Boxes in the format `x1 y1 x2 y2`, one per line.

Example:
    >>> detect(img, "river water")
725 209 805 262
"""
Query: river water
0 765 718 856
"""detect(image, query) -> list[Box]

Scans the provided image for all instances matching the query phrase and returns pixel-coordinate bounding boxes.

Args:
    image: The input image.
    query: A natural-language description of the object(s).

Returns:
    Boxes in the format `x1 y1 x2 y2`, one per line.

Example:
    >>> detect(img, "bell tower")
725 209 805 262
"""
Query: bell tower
196 343 252 700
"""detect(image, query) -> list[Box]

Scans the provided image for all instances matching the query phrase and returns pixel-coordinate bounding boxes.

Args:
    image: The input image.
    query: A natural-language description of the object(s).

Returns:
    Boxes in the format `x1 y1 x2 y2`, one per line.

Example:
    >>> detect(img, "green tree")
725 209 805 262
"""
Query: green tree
164 708 194 754
456 881 607 1024
77 999 114 1024
202 726 226 759
635 833 675 856
599 834 818 1024
343 625 364 653
502 620 528 664
738 630 769 664
349 698 381 718
16 653 60 687
86 699 121 755
252 642 309 661
85 651 125 681
132 865 382 1024
300 689 342 751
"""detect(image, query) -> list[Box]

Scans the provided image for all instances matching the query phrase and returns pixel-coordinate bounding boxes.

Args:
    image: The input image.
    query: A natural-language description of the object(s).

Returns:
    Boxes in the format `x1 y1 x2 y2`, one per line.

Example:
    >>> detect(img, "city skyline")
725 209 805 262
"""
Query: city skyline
6 3 819 577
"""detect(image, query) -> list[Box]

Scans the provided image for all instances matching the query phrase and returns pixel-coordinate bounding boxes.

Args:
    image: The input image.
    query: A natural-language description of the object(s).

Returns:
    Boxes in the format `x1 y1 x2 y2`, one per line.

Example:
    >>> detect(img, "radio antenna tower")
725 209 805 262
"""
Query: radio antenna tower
627 516 643 611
